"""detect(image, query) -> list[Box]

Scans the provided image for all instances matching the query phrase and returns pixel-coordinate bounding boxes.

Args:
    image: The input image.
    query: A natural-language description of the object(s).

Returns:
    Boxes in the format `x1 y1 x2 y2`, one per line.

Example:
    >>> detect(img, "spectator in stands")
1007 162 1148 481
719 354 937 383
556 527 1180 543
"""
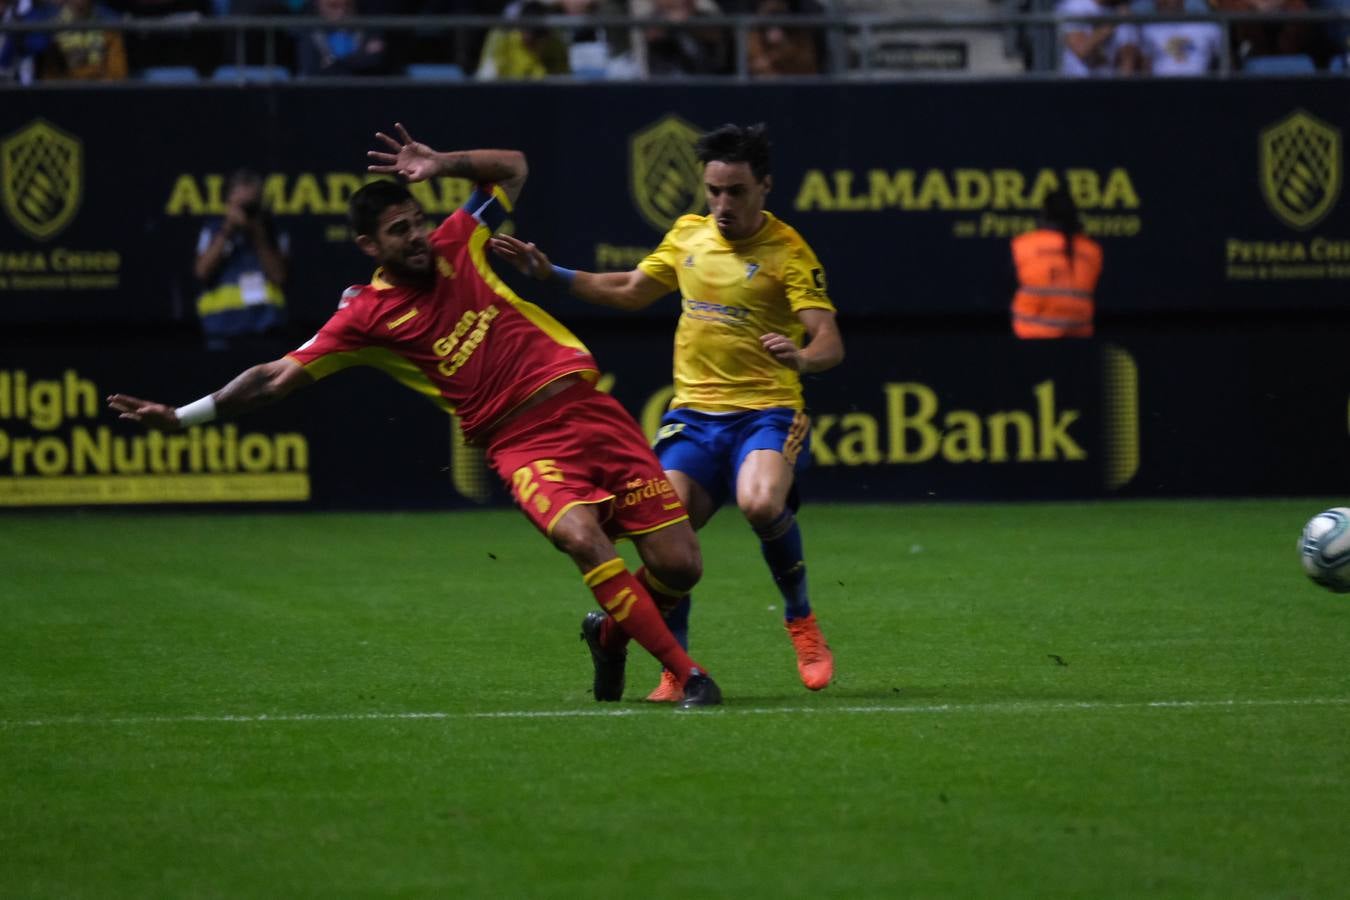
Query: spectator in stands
30 0 129 80
1009 188 1102 339
557 0 635 77
475 0 572 78
1208 0 1323 65
641 0 730 75
1057 0 1141 75
297 0 389 76
746 0 821 76
0 0 37 83
193 169 291 354
1312 0 1350 65
1138 0 1223 74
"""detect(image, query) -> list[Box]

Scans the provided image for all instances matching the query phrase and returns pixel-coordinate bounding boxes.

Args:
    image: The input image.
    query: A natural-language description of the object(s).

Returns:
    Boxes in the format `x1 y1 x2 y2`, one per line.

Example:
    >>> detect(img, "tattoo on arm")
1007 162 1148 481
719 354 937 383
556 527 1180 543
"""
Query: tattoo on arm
440 152 475 179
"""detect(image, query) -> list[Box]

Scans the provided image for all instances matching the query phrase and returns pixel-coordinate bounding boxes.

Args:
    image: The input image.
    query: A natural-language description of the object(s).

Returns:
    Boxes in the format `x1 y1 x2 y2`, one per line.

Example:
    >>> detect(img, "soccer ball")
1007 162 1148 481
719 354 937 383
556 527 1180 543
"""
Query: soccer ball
1299 507 1350 592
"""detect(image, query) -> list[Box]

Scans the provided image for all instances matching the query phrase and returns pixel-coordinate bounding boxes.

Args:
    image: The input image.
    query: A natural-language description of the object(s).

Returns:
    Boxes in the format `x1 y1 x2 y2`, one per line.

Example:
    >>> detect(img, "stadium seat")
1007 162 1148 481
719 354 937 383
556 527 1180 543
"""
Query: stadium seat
1242 54 1317 74
403 64 466 80
211 64 292 82
139 66 201 83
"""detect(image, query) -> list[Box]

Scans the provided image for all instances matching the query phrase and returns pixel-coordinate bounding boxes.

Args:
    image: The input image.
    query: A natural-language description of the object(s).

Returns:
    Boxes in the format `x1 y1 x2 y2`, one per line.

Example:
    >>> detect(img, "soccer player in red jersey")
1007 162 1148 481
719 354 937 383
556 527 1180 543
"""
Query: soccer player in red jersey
106 124 721 708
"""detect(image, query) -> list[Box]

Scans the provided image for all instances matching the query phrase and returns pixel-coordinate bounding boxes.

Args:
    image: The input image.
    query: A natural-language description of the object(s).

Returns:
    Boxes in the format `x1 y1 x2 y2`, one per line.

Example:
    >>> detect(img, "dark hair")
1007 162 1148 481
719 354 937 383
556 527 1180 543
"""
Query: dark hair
349 179 415 236
695 123 772 182
227 168 263 191
1041 187 1081 268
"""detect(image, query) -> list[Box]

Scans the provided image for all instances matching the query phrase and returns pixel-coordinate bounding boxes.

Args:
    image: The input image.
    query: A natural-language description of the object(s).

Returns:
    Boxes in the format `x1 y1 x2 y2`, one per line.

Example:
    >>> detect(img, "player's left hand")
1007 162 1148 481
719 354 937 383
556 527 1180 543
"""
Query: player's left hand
106 394 182 431
367 123 440 183
760 333 804 372
489 233 553 281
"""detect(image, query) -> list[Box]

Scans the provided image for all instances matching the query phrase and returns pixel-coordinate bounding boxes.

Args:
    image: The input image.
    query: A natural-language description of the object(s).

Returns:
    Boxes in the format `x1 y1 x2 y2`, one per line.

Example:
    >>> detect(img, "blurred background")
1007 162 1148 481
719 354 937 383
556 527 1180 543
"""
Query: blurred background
2 0 1348 511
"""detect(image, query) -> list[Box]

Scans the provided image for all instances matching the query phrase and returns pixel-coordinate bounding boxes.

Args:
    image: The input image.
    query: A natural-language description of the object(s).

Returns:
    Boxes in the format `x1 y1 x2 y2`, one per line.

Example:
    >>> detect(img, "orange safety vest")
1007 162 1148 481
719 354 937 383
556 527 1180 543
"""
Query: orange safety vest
1010 229 1102 339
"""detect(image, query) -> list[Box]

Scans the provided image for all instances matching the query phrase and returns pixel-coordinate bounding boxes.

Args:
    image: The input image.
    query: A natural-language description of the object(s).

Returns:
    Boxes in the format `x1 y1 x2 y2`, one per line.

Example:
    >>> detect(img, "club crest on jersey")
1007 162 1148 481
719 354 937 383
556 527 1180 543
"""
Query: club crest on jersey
745 262 760 281
437 257 455 278
683 254 694 268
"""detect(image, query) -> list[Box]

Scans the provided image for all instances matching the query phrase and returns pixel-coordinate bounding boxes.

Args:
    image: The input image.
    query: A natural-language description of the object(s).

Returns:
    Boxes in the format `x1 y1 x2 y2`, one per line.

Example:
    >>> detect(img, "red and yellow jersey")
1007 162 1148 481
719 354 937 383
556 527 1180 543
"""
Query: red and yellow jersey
638 211 834 413
287 185 598 440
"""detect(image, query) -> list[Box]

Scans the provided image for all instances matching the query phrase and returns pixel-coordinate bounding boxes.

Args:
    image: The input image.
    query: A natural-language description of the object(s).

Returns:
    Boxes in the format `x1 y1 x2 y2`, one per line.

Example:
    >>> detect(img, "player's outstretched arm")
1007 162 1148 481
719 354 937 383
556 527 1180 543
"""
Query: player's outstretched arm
366 122 528 205
107 358 313 432
488 233 669 311
761 309 844 375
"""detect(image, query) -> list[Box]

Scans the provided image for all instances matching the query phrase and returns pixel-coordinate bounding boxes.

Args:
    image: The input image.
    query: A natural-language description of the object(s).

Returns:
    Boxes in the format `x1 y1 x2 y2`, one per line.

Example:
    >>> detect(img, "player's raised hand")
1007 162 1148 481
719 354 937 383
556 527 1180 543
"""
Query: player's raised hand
489 233 554 281
367 123 440 183
106 394 182 431
760 333 804 372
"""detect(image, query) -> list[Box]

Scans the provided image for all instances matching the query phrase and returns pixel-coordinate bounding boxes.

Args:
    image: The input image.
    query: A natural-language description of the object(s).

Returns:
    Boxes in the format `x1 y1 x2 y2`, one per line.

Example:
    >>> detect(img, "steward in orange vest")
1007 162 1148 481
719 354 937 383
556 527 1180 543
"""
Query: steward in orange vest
1010 189 1102 339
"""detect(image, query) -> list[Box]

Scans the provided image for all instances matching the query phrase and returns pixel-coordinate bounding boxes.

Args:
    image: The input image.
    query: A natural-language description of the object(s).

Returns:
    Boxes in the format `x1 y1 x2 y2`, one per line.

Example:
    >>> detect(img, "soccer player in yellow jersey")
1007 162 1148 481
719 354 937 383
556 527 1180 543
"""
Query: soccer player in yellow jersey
491 123 844 700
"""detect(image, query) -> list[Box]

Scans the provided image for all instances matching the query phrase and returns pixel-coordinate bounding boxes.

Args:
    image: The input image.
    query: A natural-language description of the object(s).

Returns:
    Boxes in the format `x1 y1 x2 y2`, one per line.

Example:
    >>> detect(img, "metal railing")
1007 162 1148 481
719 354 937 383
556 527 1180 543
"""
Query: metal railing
2 7 1348 85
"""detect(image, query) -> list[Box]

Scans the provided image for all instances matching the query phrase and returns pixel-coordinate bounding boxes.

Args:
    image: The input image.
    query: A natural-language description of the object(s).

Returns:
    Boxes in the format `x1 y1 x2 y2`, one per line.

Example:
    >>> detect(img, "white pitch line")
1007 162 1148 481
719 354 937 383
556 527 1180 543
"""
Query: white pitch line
3 697 1349 729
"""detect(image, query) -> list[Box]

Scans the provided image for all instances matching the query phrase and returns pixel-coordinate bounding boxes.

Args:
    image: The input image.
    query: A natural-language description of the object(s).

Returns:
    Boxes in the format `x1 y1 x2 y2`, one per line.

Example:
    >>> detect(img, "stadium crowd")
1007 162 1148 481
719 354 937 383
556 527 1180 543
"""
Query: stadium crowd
0 0 1346 82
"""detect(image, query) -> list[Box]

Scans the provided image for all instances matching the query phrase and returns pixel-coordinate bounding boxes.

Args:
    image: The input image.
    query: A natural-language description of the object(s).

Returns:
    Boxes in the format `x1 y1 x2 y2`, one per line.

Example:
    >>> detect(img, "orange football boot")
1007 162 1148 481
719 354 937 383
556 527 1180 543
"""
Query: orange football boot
645 668 684 702
786 612 833 690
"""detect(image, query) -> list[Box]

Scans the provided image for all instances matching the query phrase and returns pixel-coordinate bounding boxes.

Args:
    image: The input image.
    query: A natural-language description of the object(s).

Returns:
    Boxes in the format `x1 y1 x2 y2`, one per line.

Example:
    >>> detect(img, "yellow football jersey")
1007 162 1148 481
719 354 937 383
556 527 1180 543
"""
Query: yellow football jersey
638 211 835 413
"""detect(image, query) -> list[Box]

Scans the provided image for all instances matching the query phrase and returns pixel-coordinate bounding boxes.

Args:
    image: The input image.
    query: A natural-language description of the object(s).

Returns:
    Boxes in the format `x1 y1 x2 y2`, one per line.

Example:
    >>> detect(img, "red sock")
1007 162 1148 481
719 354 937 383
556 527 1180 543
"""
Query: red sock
584 558 697 683
636 565 688 615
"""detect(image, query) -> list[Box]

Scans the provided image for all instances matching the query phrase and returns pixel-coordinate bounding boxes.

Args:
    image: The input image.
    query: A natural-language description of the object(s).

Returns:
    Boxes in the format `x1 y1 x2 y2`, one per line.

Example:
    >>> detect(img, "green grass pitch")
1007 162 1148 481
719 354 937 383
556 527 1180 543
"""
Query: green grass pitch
2 499 1348 898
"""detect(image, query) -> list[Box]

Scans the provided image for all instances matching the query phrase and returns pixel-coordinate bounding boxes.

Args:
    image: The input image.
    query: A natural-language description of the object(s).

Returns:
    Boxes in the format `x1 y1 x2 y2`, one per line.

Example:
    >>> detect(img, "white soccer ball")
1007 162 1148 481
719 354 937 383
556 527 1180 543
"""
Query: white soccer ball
1299 507 1350 592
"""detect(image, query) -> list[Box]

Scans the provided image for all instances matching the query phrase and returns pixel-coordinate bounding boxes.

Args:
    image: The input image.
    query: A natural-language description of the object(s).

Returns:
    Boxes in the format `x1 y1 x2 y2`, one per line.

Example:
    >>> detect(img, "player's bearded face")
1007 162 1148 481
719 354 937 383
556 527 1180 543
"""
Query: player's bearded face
373 200 433 278
704 161 769 241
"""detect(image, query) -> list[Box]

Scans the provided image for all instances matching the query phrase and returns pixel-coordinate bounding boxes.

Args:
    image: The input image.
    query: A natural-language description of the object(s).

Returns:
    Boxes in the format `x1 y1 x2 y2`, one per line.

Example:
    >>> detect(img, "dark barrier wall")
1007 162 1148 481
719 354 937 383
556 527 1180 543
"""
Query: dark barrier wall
3 333 1346 508
3 80 1350 325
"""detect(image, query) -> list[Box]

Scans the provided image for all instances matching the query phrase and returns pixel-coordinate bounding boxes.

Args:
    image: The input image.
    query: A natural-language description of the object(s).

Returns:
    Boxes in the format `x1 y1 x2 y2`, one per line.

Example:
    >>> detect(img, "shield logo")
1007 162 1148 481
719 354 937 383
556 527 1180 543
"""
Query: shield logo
630 114 705 233
1 119 83 242
1260 110 1341 231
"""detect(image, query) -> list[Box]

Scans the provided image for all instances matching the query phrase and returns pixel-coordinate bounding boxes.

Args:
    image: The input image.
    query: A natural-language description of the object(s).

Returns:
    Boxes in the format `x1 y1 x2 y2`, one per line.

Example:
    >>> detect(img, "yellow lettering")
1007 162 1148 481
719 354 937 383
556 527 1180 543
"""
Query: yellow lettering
992 169 1028 209
836 413 882 465
953 170 991 210
885 383 939 463
288 174 325 215
1028 170 1061 209
1102 169 1140 209
868 170 916 209
165 175 206 216
793 170 835 212
1035 380 1085 461
915 171 954 211
832 171 870 211
987 410 1035 462
1067 169 1100 209
941 410 985 462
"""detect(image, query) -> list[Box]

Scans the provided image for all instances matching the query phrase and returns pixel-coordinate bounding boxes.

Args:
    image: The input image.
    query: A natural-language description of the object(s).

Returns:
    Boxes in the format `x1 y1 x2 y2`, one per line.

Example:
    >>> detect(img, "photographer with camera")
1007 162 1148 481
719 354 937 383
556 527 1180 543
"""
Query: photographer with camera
193 168 290 353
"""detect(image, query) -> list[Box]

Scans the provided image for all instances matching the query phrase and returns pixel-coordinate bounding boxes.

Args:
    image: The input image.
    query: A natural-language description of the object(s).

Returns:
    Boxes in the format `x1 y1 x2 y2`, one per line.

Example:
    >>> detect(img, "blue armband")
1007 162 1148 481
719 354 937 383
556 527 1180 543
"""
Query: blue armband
551 265 577 286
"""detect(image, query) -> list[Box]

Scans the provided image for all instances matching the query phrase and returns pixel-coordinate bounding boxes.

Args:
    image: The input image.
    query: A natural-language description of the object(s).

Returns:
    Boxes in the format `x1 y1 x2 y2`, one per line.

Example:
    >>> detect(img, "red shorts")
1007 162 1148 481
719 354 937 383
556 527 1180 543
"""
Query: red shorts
485 380 689 539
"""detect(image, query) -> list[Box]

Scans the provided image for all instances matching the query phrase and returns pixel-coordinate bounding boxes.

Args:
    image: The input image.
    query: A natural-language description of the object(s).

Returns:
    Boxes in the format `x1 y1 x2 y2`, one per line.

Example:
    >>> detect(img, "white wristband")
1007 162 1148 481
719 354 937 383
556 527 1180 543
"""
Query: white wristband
175 396 217 428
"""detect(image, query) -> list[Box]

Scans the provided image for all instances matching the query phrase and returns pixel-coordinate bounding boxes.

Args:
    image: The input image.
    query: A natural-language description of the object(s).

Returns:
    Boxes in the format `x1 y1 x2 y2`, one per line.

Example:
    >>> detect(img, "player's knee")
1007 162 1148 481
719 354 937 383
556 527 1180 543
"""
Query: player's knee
550 512 612 570
640 526 702 594
657 541 702 593
740 495 785 530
